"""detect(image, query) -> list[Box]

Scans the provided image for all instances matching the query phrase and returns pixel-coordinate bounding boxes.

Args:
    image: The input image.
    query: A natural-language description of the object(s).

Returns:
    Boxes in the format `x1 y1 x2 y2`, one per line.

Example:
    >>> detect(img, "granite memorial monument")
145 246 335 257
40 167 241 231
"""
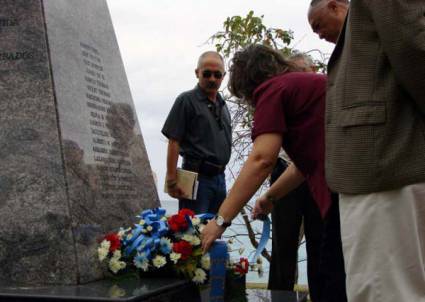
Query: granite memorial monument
0 0 159 285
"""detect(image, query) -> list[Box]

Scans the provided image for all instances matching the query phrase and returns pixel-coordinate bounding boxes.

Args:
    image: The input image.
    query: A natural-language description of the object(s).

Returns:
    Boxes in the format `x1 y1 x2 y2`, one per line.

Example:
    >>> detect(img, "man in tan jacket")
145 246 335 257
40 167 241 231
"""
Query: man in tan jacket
316 0 425 301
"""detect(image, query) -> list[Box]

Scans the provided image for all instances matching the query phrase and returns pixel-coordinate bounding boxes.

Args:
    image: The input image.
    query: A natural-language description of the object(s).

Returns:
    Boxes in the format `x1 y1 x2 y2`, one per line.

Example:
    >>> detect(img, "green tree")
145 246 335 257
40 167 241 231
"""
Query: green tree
212 10 294 57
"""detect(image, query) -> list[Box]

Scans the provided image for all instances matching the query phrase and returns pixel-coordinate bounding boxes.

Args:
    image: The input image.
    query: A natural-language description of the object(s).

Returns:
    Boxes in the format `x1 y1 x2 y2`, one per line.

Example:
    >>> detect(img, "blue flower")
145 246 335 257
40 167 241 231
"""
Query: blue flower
159 237 172 254
134 251 149 263
134 253 149 271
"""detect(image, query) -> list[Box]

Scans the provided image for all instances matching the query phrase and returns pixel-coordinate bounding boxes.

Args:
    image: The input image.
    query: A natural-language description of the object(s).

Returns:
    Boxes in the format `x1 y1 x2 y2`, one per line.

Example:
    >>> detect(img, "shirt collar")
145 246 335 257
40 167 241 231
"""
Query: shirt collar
194 84 225 106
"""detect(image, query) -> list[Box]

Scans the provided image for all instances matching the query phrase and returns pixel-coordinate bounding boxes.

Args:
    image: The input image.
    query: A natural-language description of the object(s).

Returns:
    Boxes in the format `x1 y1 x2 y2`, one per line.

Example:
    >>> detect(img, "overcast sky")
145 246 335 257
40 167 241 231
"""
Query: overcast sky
106 0 335 200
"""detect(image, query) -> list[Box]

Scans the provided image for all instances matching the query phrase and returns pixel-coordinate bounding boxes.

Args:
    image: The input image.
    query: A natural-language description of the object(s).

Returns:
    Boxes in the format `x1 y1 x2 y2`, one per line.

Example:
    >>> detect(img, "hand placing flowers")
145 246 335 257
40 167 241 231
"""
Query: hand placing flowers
200 218 226 254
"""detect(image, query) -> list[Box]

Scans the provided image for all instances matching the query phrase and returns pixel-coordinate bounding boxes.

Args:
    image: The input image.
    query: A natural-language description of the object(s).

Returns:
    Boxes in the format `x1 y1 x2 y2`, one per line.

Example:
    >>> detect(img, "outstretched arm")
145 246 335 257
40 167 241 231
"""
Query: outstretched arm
201 133 282 253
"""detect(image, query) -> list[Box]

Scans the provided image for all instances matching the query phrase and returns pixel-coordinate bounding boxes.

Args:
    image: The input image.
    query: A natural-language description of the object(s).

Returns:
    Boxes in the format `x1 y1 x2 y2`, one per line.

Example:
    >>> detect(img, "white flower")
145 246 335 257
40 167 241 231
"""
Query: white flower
146 225 153 232
170 252 181 264
139 219 146 225
161 216 168 221
100 239 111 250
140 261 149 272
109 258 126 274
134 259 149 272
152 255 167 268
117 230 125 239
117 227 131 239
112 250 122 260
191 236 201 246
192 268 207 284
98 247 109 262
191 217 200 226
201 254 211 270
182 234 200 246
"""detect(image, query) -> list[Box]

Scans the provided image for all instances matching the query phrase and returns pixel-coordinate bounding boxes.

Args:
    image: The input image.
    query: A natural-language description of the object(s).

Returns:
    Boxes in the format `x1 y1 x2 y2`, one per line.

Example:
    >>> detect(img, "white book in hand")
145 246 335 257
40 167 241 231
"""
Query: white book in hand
164 168 199 200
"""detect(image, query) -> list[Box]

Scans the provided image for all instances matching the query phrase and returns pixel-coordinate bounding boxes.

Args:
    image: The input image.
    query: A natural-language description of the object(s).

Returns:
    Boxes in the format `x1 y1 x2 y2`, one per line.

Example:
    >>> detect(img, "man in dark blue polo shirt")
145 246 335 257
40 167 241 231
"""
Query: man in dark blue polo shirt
161 51 231 214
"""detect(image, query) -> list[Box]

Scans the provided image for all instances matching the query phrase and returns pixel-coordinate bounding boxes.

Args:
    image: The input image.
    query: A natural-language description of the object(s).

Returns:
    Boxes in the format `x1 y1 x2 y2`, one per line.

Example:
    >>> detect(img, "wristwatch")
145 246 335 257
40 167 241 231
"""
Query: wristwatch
214 215 232 228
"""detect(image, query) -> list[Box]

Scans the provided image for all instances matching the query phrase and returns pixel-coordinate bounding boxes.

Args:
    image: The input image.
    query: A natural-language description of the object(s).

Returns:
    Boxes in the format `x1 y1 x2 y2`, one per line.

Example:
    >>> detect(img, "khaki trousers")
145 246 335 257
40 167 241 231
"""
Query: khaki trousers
340 183 425 302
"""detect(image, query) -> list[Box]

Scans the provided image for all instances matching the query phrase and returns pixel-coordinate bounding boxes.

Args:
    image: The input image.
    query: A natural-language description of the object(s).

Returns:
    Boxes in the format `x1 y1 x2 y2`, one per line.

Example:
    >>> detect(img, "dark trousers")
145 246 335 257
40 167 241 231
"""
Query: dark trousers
319 194 347 302
268 159 323 302
268 159 347 302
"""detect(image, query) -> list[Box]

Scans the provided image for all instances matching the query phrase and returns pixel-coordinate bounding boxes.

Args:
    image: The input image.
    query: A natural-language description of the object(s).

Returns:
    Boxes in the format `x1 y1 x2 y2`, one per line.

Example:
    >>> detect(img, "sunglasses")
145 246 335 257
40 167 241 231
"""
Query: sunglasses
202 70 224 79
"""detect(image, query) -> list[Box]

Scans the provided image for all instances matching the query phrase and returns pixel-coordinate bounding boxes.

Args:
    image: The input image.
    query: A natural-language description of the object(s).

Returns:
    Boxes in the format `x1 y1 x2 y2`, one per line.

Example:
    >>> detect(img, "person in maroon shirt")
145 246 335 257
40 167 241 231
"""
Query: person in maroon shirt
266 53 324 299
201 44 346 302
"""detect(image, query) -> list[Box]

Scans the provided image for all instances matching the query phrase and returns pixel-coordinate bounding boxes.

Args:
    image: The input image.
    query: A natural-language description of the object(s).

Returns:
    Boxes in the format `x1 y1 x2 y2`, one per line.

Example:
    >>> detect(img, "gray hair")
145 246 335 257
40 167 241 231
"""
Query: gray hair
197 51 224 69
310 0 349 7
288 52 315 70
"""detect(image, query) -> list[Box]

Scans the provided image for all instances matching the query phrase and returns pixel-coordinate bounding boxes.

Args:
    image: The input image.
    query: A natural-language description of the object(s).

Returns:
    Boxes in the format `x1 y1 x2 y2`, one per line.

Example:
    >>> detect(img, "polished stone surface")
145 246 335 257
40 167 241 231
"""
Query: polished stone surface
0 278 200 302
0 0 159 285
200 287 309 302
0 277 308 302
245 289 308 302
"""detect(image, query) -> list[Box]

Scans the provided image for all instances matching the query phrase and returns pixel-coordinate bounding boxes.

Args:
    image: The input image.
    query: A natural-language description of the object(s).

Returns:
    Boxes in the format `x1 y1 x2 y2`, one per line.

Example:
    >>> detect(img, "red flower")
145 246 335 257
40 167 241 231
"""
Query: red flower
234 258 249 275
104 233 121 252
172 240 193 260
178 208 195 218
168 214 189 233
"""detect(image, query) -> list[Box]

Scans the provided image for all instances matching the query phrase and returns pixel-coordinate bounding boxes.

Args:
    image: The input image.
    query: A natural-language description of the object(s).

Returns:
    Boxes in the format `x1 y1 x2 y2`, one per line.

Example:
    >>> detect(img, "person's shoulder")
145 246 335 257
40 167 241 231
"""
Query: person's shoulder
282 72 327 81
281 72 327 88
257 72 325 88
176 87 196 99
174 87 199 105
256 74 286 91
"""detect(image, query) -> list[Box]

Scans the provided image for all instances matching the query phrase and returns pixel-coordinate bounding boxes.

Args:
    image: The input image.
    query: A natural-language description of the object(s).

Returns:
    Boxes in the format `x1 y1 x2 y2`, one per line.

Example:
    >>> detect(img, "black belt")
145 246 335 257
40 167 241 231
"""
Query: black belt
182 157 225 176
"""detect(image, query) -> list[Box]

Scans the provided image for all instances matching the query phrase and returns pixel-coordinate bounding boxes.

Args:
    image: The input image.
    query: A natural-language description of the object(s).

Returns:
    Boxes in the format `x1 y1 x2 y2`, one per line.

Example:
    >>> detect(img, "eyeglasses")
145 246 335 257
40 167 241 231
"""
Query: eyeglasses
202 70 224 79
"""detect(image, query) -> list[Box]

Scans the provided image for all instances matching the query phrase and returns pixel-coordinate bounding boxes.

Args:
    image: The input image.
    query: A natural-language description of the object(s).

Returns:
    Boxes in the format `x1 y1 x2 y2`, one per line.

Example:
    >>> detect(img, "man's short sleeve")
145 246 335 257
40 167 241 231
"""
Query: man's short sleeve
251 83 287 142
161 95 191 141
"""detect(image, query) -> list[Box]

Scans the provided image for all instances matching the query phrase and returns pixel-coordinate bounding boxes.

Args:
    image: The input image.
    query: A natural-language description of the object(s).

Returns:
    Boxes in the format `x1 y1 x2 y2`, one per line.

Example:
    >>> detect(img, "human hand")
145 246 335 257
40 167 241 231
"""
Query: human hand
167 183 187 199
201 219 225 254
252 194 274 220
166 177 188 199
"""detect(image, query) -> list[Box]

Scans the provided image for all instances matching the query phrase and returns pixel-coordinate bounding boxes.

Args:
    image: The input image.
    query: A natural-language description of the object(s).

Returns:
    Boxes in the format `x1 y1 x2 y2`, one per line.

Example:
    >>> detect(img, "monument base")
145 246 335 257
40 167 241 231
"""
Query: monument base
0 277 200 302
245 289 309 302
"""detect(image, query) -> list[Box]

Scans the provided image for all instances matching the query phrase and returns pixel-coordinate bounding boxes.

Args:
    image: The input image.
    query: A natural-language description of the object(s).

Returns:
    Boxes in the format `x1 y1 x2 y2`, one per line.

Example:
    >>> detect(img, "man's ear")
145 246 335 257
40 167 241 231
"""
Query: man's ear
195 68 199 78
